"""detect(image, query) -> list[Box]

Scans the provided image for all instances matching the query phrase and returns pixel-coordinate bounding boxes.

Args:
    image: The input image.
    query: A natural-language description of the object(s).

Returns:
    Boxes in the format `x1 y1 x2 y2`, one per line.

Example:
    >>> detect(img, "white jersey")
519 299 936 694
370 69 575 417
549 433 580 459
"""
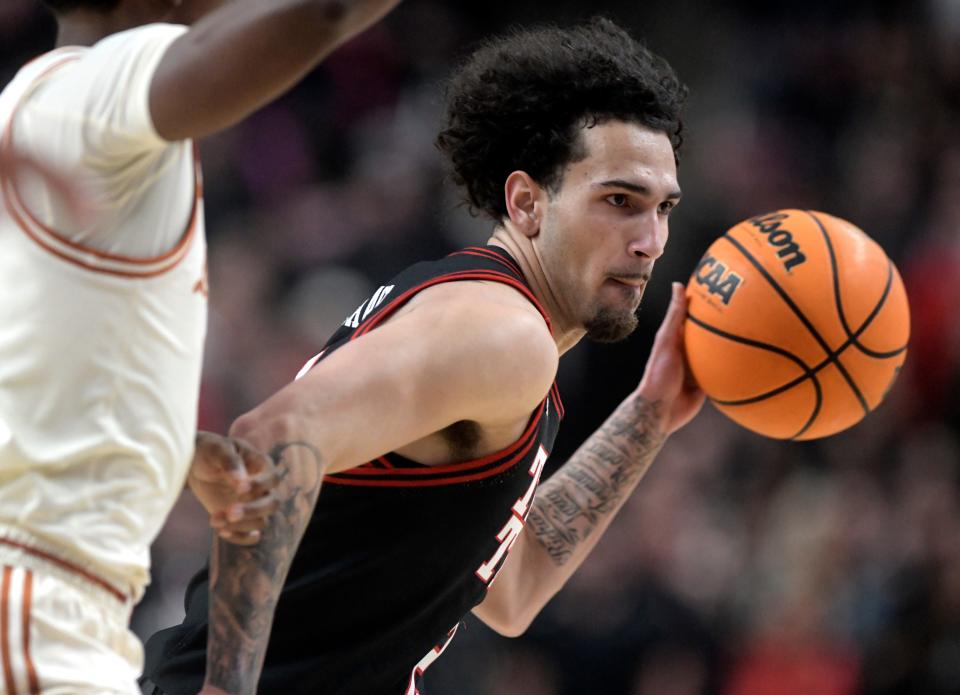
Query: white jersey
0 23 207 601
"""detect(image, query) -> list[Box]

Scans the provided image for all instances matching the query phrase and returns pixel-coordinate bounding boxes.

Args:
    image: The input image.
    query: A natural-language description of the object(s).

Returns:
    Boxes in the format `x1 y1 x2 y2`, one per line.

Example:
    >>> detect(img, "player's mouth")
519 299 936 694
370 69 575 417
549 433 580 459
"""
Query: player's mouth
603 276 648 308
606 275 648 292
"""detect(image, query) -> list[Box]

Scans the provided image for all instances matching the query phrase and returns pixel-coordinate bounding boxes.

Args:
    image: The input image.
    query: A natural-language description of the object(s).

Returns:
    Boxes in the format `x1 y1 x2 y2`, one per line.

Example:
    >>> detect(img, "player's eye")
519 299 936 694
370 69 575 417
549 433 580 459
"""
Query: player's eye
658 201 676 216
606 193 629 208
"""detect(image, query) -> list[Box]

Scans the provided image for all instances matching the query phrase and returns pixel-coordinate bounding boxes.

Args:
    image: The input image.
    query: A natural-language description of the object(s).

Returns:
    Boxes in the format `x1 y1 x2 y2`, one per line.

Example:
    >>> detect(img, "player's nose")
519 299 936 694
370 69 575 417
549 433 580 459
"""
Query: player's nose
626 211 666 260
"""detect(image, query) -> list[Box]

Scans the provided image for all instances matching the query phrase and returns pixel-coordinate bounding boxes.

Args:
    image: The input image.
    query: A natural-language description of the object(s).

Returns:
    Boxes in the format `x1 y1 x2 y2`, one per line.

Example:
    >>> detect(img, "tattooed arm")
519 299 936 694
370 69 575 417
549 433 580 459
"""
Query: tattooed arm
201 440 325 695
528 395 667 565
474 283 705 637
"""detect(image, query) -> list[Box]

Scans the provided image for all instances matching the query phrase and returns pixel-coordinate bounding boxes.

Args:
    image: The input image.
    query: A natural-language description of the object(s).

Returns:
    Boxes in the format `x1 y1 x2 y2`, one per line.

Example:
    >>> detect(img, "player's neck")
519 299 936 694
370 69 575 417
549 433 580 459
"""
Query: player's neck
54 10 155 48
488 228 586 356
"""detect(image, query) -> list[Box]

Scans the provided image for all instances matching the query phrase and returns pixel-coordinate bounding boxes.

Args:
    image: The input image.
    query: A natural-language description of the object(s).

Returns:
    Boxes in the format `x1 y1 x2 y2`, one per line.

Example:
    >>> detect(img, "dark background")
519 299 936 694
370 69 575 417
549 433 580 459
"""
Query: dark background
3 1 959 693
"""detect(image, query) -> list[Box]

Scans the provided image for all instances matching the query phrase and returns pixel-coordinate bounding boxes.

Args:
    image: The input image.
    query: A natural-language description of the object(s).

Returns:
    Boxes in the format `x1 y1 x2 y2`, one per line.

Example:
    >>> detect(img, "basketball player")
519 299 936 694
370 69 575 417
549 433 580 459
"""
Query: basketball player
143 18 706 695
0 0 401 692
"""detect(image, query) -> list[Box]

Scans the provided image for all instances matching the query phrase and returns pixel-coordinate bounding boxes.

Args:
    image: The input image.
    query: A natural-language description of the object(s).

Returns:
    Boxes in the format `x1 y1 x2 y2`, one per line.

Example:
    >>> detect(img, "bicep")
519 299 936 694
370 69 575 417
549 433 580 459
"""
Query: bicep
234 299 557 475
149 2 352 141
293 317 475 472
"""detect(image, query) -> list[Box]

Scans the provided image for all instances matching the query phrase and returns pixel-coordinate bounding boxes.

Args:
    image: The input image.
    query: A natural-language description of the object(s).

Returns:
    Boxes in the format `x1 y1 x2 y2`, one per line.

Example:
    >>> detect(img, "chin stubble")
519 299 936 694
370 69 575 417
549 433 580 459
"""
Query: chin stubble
583 305 640 343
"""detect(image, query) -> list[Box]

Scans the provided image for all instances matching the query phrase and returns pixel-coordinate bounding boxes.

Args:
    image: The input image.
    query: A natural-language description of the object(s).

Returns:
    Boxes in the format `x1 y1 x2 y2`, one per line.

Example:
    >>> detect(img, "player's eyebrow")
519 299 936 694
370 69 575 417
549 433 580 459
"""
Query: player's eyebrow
594 179 683 200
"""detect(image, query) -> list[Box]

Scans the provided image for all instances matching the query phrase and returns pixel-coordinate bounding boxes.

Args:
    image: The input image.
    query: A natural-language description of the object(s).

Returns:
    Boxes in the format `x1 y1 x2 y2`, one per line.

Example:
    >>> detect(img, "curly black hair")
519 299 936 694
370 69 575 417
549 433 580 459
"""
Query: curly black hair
436 17 688 222
41 0 120 13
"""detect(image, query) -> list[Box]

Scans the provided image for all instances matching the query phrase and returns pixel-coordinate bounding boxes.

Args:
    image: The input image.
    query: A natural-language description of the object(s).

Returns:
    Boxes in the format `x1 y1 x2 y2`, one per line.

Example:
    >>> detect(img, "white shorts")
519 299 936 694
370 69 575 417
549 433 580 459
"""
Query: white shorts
0 563 141 695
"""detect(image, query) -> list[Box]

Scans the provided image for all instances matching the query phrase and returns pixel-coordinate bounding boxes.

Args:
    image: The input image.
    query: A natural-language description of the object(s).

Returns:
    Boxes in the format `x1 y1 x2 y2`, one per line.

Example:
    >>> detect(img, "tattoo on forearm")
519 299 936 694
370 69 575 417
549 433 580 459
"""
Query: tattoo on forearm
205 441 325 694
526 397 667 567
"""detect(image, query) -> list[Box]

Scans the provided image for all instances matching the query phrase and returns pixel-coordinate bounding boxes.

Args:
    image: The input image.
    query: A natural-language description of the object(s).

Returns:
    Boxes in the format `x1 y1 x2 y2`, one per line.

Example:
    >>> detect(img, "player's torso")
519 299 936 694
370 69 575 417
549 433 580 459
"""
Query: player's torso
276 247 565 691
0 48 208 597
149 247 564 695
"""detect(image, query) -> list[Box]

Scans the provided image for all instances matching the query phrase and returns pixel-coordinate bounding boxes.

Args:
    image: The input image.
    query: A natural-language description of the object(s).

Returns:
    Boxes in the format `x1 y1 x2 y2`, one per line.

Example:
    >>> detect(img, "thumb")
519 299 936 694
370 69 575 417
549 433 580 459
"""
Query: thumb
653 282 687 347
234 438 272 478
212 437 252 494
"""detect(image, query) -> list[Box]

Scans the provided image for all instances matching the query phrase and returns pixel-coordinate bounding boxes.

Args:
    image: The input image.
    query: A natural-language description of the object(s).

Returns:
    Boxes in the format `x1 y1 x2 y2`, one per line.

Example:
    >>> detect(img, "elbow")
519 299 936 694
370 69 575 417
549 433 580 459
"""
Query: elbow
480 594 541 638
504 603 542 638
488 608 538 638
495 617 533 639
228 408 301 455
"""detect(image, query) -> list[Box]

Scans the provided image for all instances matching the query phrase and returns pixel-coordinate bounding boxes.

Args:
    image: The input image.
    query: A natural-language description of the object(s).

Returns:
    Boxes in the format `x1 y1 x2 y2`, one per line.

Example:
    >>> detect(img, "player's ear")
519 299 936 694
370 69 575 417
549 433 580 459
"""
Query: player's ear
504 171 543 238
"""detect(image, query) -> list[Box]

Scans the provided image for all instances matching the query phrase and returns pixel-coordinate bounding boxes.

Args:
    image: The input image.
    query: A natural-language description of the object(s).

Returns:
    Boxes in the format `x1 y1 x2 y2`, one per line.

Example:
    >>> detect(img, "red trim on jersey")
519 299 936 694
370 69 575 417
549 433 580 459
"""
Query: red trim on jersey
325 400 545 487
329 399 543 478
324 428 540 488
464 246 524 276
0 538 127 603
0 57 203 278
352 270 553 340
449 247 524 277
550 382 565 420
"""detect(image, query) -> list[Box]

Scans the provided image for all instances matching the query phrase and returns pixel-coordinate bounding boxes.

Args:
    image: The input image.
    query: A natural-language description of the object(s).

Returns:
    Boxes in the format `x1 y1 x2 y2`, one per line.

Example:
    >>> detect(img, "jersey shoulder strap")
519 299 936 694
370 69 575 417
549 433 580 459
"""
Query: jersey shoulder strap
322 246 553 353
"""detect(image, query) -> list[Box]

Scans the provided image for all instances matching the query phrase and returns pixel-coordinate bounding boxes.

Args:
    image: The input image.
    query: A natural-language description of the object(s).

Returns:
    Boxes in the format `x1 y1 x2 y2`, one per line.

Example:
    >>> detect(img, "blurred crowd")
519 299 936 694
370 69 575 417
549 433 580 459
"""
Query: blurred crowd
3 0 960 693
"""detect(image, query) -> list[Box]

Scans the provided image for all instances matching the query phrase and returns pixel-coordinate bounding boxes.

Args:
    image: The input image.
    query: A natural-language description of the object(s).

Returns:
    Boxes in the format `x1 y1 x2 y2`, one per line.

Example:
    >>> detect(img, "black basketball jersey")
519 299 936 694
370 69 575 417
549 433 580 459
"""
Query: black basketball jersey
144 245 565 695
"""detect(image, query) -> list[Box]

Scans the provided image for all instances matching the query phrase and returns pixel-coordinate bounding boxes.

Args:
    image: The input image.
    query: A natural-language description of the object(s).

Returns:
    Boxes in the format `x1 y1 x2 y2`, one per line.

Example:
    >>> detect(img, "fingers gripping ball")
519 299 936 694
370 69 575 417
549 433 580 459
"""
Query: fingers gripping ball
684 210 910 440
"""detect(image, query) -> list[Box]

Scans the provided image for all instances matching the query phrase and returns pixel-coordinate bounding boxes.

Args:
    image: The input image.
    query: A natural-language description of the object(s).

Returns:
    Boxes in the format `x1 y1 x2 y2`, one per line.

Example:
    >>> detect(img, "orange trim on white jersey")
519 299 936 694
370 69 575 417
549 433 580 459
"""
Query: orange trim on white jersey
20 572 38 695
0 567 40 695
0 55 202 279
0 568 13 694
0 538 127 604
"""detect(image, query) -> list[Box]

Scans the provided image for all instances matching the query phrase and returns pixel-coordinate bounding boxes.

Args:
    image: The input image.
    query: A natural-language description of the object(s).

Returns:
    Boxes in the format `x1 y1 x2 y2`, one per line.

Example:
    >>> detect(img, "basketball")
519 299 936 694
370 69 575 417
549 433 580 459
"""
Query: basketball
684 210 910 440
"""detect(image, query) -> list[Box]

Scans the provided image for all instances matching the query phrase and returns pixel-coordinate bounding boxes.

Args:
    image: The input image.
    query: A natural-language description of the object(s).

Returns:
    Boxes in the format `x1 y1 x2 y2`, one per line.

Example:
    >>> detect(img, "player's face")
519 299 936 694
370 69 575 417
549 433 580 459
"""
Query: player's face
536 121 680 343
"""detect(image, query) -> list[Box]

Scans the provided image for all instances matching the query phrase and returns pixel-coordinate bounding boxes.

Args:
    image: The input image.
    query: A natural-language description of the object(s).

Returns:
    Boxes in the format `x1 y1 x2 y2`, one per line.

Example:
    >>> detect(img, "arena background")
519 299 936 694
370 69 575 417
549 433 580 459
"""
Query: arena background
2 1 959 693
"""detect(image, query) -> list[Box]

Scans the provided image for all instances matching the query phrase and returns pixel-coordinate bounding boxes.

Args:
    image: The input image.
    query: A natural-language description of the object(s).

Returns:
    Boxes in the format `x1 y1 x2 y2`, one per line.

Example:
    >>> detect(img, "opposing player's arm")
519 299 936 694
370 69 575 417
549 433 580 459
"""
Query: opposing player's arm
473 283 706 637
201 284 558 694
150 0 403 141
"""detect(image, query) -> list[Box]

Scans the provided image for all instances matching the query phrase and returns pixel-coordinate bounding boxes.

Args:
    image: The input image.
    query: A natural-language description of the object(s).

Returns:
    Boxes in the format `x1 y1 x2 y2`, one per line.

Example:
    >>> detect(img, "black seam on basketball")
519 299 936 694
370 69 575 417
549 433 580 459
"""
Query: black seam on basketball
722 232 870 415
811 210 857 338
687 313 823 433
690 304 898 436
688 313 819 404
806 211 906 359
790 375 823 440
707 323 878 404
689 313 825 438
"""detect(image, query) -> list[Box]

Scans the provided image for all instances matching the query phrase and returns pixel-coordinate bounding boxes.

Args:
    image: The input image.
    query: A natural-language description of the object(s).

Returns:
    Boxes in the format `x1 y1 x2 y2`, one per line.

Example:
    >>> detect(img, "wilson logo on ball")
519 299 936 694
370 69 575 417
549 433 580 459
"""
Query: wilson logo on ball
694 255 743 305
750 212 807 271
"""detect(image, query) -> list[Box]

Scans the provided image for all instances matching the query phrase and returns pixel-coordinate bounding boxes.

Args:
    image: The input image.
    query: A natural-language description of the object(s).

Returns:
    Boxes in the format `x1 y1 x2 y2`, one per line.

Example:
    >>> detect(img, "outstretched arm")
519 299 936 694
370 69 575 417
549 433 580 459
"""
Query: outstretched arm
150 0 403 141
199 284 558 693
473 283 706 636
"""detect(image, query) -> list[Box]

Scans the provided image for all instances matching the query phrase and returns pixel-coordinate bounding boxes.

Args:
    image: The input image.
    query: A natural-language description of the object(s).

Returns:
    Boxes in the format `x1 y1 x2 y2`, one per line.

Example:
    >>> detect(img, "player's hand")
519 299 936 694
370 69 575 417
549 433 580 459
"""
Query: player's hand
635 282 706 435
188 431 280 546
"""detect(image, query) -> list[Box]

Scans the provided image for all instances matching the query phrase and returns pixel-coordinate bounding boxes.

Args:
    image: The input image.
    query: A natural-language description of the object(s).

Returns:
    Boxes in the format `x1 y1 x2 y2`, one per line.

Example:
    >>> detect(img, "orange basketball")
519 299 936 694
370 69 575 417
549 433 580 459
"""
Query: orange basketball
684 210 910 440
